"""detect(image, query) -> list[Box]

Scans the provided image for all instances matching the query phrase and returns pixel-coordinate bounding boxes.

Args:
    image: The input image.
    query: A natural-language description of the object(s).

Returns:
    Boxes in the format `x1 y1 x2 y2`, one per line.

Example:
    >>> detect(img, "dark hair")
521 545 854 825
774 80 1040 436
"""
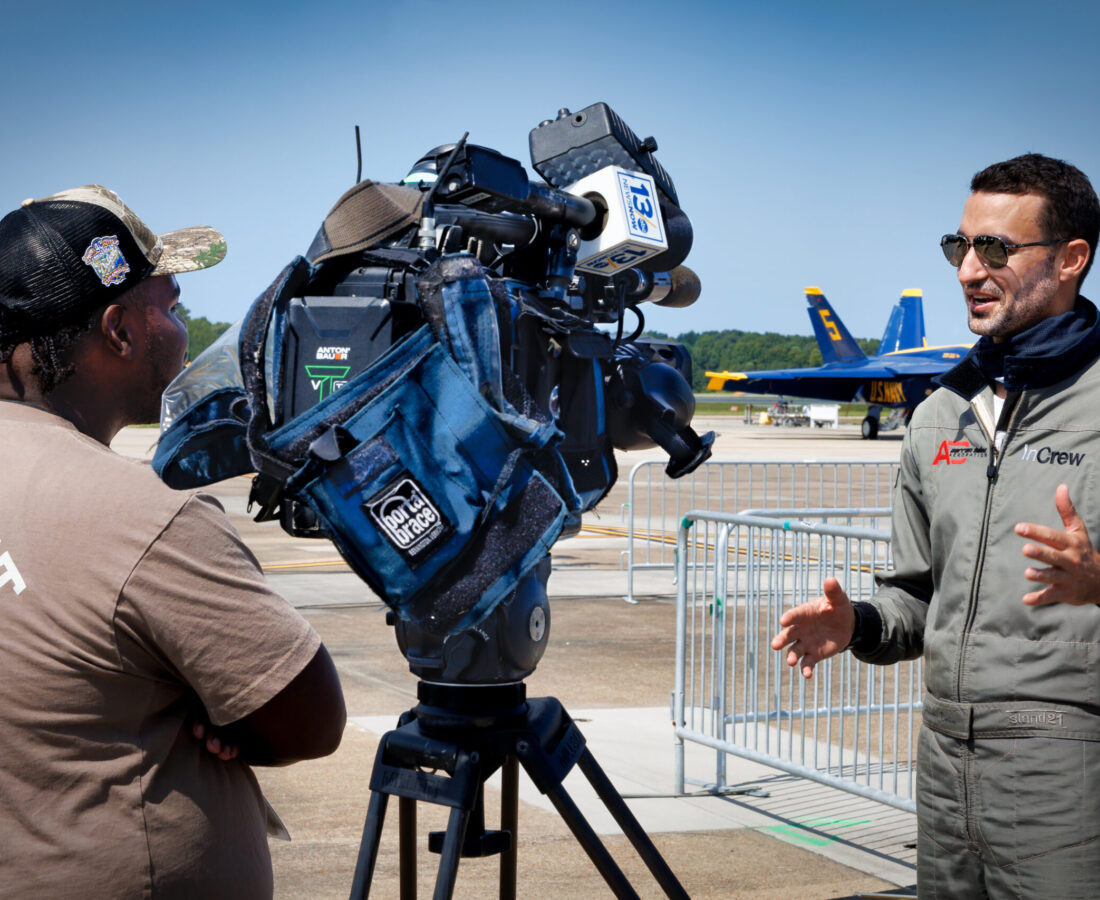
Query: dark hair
0 274 167 392
0 304 103 393
971 153 1100 287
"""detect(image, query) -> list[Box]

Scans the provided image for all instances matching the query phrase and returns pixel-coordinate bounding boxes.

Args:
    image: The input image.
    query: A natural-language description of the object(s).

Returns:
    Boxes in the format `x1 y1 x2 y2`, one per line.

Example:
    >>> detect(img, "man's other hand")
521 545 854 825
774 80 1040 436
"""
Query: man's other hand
191 720 240 761
1016 483 1100 606
770 577 856 678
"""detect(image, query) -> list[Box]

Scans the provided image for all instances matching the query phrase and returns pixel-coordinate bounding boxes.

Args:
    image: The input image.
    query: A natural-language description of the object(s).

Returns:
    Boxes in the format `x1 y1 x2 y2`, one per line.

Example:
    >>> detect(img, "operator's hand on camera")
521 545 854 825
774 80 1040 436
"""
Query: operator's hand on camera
1016 483 1100 607
770 577 855 679
191 720 240 762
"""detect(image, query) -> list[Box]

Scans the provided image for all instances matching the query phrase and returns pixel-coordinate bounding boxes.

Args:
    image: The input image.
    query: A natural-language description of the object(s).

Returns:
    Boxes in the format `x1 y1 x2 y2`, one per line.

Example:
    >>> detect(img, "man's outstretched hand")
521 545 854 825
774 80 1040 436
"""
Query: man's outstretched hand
1016 483 1100 607
770 577 856 678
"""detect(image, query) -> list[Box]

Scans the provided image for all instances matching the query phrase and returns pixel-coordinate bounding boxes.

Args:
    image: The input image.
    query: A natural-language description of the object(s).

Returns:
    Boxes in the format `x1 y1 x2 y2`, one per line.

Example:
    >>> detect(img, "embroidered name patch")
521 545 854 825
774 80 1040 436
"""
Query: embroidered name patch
82 235 130 286
365 474 452 565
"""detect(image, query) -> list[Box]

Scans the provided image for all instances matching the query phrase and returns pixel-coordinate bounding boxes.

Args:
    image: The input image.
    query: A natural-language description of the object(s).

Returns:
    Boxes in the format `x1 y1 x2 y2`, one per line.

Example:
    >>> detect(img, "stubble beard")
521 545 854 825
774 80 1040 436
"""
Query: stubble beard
967 255 1060 340
130 330 184 426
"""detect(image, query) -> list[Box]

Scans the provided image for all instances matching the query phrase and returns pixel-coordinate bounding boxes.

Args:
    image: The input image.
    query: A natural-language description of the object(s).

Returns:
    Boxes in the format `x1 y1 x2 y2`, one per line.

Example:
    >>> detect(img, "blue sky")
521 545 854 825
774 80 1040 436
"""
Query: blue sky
4 0 1099 348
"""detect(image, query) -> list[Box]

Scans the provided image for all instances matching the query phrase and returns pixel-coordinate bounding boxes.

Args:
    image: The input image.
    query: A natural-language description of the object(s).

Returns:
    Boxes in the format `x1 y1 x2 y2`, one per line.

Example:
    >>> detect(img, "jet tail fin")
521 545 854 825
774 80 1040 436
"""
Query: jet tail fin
805 287 865 364
878 289 926 354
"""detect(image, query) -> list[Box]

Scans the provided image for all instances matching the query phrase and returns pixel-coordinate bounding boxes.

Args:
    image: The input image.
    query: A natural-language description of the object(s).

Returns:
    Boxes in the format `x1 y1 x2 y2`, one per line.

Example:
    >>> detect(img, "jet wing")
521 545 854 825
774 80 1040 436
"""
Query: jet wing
707 361 904 392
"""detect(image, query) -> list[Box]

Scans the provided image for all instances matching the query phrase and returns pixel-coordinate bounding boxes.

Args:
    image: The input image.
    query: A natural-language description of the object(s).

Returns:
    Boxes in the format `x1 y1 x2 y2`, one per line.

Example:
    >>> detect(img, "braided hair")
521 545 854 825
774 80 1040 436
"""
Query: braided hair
0 305 103 394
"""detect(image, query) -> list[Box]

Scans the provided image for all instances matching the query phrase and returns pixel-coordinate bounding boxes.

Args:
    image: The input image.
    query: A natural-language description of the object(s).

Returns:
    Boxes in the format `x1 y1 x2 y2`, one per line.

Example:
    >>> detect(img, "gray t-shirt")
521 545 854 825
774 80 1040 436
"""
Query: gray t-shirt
0 402 320 899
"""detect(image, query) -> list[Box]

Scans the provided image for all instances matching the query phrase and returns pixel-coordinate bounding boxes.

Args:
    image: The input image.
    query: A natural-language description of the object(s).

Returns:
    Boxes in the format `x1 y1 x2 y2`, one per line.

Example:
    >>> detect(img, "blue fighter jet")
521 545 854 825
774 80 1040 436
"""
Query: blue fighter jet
706 287 972 438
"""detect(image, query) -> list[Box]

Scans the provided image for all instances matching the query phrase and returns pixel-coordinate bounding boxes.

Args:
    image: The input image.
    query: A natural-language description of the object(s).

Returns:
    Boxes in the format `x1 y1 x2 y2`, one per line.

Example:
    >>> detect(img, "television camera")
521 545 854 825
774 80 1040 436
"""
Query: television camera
156 102 708 899
157 102 712 686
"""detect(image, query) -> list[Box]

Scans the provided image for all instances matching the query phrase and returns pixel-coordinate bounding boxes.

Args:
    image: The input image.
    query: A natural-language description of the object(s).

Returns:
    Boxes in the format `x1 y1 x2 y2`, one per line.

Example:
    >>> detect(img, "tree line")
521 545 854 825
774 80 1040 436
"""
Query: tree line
648 329 878 392
180 305 233 362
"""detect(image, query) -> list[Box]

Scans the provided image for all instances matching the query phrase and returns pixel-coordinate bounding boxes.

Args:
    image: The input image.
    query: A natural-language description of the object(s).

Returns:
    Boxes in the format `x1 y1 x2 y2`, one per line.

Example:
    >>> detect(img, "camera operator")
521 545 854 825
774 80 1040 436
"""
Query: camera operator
0 185 346 899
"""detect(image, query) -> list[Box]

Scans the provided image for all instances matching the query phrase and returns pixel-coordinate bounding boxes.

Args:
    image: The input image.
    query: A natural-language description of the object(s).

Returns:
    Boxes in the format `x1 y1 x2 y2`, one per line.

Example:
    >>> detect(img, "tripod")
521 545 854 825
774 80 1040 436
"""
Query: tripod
350 681 689 900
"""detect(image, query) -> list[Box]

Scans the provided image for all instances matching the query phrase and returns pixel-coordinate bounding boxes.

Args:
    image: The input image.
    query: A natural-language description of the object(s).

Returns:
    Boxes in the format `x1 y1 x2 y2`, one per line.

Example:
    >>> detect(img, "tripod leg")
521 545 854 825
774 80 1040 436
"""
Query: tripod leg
399 797 417 900
577 748 690 900
431 806 471 900
500 755 519 900
350 791 389 900
539 776 641 900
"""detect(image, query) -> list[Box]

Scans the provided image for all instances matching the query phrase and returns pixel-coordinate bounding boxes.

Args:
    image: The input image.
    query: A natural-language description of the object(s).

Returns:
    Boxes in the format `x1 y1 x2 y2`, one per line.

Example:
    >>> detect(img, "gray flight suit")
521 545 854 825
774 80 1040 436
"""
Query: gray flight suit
851 322 1100 898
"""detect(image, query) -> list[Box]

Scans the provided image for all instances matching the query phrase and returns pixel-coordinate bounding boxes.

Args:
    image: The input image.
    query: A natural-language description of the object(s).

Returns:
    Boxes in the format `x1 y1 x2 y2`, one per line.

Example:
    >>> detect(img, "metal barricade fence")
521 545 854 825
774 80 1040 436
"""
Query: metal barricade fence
622 459 901 602
672 510 921 813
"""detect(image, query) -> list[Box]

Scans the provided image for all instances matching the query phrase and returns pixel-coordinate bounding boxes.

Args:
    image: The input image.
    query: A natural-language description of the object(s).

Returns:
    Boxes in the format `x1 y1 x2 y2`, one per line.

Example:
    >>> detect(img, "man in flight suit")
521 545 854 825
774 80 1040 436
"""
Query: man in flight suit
773 154 1100 898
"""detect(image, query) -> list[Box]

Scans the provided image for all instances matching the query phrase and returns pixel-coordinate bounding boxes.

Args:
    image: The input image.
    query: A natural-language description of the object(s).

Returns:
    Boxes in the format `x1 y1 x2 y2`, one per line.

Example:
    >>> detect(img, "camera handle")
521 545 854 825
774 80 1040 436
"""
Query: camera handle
349 683 689 900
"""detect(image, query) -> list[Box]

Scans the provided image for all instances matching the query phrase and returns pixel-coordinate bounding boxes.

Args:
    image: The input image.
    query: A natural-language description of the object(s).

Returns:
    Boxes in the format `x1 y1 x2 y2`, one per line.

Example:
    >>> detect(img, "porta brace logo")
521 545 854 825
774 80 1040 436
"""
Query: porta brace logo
932 440 987 465
364 474 452 566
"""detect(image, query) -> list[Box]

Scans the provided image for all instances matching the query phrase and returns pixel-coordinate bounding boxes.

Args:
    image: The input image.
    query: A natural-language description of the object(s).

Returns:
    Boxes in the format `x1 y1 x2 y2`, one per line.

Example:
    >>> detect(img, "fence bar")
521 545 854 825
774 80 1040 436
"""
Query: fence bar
624 460 899 602
673 509 920 813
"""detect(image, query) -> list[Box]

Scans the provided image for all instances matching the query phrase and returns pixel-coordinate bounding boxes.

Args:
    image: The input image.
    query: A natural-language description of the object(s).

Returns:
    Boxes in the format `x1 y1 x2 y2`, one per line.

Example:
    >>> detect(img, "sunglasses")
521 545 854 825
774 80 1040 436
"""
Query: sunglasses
940 233 1070 269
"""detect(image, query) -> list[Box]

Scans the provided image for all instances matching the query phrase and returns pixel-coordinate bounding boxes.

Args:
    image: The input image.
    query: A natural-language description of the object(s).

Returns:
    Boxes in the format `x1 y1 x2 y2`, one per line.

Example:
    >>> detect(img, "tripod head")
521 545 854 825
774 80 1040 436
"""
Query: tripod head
391 557 552 684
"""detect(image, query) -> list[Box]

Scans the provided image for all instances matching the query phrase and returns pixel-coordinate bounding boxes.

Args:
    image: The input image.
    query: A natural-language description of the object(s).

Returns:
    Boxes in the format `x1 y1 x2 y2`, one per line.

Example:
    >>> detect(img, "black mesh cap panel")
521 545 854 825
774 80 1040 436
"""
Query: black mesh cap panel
0 199 154 344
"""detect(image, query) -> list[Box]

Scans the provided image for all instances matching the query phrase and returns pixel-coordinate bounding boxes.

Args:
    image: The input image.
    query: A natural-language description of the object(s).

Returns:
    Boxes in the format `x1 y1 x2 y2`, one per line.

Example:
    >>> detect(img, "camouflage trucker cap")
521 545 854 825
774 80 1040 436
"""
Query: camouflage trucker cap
0 184 226 344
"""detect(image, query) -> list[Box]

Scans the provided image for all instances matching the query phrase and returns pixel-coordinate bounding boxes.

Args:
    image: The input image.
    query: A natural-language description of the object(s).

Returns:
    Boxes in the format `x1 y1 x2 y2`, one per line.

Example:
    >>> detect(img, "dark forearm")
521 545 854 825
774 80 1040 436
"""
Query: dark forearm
224 645 347 766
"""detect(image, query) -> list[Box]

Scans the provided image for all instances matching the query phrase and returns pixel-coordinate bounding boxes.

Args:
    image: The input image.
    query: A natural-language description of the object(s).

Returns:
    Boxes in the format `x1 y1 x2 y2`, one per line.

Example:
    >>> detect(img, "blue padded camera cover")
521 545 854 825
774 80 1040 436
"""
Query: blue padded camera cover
154 386 251 488
240 253 574 634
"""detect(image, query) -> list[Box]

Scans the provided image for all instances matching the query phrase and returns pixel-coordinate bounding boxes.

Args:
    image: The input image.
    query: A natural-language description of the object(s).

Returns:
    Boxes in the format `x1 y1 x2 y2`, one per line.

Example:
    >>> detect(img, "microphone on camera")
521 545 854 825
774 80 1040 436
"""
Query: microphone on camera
619 265 701 309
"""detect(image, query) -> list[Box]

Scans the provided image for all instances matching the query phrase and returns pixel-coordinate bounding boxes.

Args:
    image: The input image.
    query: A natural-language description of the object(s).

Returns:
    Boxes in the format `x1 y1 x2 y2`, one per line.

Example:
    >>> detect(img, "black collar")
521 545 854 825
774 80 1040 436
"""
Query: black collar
936 296 1100 399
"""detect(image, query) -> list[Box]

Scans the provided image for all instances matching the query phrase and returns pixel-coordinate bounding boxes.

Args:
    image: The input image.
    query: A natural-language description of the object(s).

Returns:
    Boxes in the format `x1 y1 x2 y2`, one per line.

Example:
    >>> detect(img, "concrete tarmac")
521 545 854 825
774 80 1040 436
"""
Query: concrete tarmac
113 417 917 899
